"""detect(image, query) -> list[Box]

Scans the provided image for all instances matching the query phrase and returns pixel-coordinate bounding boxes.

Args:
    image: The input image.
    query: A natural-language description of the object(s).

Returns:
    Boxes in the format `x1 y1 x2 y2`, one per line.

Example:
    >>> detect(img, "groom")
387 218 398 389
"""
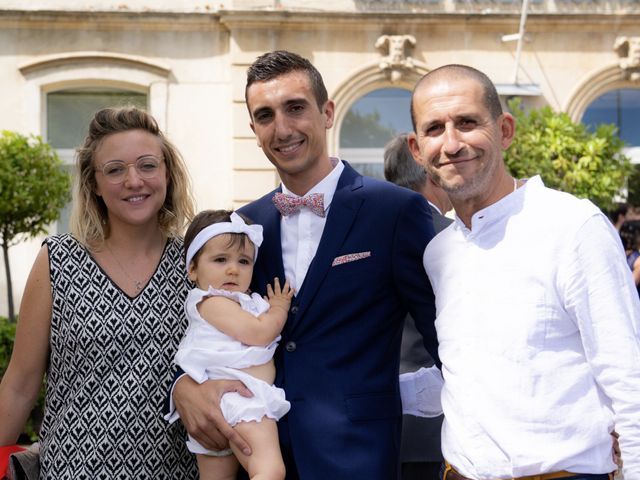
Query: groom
172 50 439 479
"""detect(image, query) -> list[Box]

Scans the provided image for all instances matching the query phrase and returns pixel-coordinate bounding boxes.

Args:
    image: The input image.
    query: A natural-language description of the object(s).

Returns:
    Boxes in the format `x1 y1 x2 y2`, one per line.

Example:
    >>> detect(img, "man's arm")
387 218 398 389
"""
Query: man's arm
563 214 640 478
166 373 253 455
392 193 439 365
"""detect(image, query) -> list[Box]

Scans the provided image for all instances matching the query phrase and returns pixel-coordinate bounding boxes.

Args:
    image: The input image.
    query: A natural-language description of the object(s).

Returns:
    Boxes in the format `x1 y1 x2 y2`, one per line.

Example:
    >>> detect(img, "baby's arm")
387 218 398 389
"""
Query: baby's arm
198 278 293 346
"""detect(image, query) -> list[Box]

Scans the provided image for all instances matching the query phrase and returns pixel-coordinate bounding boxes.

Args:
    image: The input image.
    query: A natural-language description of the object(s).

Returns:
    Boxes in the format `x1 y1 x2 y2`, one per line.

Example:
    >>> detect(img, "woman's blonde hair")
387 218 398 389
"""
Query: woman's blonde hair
69 106 195 249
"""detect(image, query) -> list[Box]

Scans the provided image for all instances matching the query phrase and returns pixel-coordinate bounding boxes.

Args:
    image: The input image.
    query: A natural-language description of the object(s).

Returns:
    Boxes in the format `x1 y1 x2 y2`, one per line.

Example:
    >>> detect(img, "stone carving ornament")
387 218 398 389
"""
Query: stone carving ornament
614 36 640 82
375 34 417 82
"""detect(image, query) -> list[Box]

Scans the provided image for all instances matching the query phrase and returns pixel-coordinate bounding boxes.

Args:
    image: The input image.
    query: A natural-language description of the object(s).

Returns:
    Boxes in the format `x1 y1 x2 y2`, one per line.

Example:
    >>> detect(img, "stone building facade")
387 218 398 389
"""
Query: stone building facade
1 0 639 314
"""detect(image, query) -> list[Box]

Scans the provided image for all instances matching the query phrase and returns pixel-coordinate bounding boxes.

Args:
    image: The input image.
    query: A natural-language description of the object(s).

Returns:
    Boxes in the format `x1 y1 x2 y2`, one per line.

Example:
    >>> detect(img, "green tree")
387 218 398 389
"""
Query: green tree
340 109 397 148
504 98 632 211
0 131 71 322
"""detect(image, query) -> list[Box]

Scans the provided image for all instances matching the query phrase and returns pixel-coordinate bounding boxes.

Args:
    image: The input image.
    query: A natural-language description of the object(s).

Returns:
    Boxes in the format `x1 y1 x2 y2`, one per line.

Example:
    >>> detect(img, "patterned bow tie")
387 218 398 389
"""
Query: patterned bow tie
272 192 325 217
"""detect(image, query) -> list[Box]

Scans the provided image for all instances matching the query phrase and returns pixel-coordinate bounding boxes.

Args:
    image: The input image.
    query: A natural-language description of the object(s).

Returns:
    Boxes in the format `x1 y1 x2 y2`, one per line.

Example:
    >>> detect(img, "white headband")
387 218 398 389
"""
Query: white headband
185 212 263 271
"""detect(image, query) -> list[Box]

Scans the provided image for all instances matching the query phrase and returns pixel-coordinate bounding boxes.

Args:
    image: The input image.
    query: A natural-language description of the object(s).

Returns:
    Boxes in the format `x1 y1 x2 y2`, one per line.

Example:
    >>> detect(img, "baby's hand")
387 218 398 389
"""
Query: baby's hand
266 278 294 312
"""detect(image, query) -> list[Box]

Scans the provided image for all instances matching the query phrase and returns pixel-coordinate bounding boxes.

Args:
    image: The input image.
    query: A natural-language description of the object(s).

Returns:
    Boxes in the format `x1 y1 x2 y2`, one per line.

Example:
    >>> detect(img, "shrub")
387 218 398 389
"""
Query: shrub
505 98 633 211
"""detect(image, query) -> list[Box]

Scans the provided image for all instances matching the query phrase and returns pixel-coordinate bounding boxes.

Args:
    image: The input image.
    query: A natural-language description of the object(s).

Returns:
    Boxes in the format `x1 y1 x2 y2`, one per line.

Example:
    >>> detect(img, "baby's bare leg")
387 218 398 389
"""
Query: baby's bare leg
231 418 285 480
196 452 239 480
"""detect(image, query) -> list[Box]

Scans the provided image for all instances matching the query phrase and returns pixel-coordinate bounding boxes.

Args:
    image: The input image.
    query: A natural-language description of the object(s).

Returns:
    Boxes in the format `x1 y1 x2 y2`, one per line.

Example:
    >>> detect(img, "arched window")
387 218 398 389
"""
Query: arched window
338 88 412 179
47 87 148 231
581 88 640 162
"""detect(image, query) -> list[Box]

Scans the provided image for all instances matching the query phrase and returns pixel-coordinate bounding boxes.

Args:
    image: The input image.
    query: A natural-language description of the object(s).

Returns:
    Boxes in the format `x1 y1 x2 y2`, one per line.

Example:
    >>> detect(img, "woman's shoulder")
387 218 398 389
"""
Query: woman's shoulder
45 232 76 245
168 235 184 247
44 233 85 254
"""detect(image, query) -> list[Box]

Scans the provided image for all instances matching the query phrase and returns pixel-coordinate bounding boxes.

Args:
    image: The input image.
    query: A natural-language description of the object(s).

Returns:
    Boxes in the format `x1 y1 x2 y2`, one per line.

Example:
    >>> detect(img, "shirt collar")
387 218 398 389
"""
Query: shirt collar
281 158 344 213
454 175 542 235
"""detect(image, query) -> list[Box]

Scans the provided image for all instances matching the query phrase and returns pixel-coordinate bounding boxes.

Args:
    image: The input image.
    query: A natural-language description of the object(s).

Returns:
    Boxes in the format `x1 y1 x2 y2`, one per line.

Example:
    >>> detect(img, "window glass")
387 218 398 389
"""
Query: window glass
47 88 147 150
581 89 640 148
339 88 412 179
582 88 640 167
47 88 147 233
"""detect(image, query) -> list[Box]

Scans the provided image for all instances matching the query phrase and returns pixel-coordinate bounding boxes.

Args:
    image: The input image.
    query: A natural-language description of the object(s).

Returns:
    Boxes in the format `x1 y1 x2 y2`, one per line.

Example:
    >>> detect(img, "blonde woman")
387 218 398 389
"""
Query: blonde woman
0 107 198 478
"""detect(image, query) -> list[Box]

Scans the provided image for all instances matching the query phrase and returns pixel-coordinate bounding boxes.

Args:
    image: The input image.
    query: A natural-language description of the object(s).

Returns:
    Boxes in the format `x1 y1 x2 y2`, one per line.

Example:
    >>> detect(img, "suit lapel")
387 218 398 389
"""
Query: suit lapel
247 192 286 295
292 163 364 325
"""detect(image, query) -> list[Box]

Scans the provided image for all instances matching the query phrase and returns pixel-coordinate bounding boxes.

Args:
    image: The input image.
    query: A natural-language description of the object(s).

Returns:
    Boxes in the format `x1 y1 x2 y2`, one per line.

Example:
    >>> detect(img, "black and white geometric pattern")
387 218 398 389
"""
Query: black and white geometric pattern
39 234 198 479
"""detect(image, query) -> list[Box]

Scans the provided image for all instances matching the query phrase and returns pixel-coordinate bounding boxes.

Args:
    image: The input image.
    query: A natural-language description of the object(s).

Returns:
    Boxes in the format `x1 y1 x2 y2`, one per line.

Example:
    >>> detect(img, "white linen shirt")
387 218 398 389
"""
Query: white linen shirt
280 159 343 292
423 176 640 479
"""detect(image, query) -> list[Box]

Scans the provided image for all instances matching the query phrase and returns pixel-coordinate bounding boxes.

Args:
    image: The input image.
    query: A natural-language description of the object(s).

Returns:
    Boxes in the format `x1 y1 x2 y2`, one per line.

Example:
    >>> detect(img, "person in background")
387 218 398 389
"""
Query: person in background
0 106 198 478
620 220 640 296
407 64 640 480
609 203 629 232
384 133 452 228
384 133 451 480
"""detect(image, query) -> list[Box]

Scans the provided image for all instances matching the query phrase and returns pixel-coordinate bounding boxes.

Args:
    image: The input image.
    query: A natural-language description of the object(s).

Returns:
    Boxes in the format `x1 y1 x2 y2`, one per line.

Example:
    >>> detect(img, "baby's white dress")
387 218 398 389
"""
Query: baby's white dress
170 287 290 455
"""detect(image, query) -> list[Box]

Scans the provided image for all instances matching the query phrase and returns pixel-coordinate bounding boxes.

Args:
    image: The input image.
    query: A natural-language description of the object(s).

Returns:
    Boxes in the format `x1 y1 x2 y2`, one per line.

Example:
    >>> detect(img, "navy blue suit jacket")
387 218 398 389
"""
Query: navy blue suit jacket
238 162 438 480
399 206 452 465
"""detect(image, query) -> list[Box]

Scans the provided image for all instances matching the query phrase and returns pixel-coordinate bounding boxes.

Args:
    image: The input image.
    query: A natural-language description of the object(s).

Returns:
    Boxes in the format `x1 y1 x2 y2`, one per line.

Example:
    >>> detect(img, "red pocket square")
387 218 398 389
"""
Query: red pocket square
332 251 371 267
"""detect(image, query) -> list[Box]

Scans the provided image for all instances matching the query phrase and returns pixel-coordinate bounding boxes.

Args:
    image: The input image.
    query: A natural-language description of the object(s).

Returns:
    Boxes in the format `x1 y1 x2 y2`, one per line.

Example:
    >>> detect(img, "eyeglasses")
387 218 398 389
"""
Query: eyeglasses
96 156 164 184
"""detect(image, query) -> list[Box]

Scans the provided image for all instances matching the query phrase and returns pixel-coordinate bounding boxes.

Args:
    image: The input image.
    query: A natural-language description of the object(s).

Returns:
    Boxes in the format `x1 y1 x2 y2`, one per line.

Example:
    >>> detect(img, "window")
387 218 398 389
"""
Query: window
581 88 640 164
47 88 147 232
339 88 412 179
47 88 147 152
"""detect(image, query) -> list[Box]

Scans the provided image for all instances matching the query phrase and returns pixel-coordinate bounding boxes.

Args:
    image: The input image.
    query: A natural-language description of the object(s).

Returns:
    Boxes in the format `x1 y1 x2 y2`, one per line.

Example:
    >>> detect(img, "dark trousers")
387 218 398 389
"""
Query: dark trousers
402 461 442 480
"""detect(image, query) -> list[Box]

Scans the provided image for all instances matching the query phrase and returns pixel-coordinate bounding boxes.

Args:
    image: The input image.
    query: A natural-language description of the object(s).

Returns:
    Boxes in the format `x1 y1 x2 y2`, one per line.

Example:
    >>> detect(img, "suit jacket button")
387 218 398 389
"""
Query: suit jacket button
285 341 297 352
290 305 299 314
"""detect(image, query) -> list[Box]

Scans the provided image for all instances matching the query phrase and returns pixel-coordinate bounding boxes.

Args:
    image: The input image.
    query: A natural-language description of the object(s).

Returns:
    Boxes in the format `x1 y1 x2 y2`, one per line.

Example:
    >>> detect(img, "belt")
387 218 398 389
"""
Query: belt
442 461 592 480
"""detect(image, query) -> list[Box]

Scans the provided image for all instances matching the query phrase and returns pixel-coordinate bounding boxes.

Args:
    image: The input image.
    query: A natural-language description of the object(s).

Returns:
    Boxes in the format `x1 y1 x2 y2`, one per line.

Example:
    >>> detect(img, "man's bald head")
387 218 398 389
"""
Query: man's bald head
410 64 503 132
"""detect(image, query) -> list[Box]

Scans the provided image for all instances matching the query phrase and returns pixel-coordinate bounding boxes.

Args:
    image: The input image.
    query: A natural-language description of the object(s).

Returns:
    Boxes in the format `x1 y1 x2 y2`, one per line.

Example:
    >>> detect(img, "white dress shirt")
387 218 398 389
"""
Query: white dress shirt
280 159 343 292
422 176 640 479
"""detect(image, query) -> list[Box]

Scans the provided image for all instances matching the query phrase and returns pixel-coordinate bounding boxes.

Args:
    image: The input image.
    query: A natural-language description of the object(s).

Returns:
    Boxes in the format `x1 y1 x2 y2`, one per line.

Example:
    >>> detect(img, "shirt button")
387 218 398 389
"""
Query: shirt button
290 305 299 314
285 341 297 352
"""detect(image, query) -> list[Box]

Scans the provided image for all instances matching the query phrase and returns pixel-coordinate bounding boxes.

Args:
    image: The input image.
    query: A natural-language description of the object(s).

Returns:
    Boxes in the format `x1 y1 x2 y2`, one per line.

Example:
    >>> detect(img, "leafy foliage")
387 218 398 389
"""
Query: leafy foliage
0 316 15 373
504 99 632 211
0 316 44 442
0 131 71 246
0 131 71 321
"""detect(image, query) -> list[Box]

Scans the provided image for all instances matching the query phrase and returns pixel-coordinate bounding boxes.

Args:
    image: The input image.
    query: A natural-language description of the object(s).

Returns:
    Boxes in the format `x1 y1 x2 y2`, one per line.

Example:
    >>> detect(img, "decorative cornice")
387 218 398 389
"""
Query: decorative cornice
18 51 171 76
217 10 640 29
0 10 217 31
1 8 638 30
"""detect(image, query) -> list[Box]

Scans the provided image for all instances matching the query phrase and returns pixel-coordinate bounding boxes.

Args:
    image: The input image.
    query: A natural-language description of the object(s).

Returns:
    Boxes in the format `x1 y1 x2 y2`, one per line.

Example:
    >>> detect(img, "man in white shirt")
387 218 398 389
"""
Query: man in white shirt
407 64 640 480
171 50 440 479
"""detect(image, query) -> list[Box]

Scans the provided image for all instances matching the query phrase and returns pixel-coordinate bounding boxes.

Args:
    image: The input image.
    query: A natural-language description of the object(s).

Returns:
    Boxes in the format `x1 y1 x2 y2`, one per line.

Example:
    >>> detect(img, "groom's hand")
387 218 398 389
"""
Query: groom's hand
173 376 253 455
